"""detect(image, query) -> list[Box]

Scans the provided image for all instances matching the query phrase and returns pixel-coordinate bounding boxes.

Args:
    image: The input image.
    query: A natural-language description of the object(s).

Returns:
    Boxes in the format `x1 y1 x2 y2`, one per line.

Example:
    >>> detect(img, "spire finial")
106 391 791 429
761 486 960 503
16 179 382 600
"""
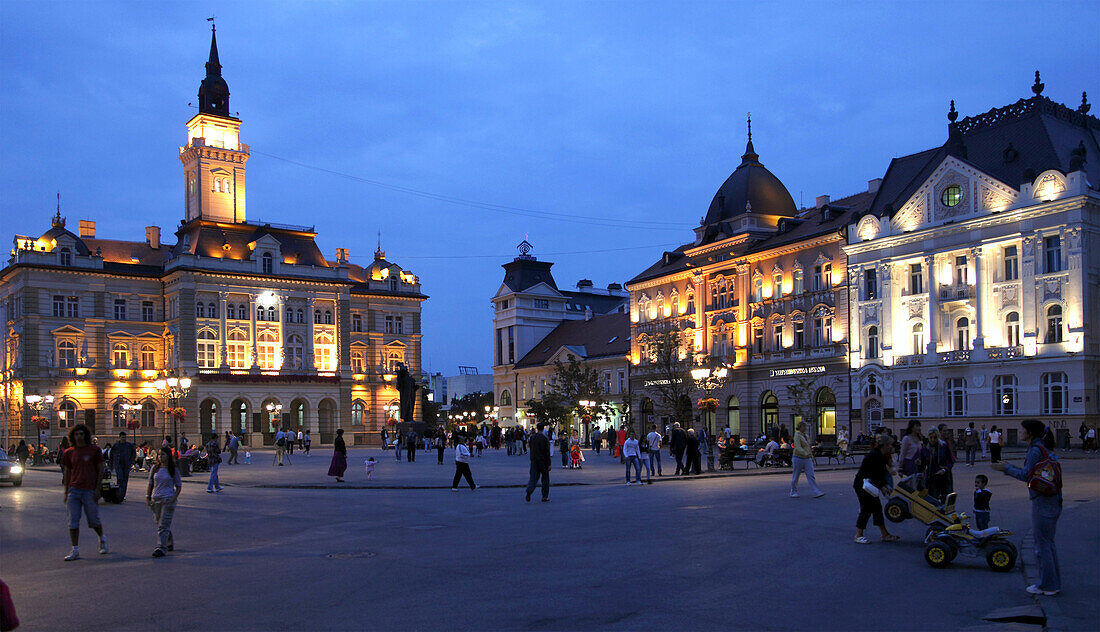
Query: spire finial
1080 91 1091 114
197 18 229 116
1032 70 1044 96
740 111 760 166
52 192 65 228
747 112 752 143
374 231 385 261
948 99 958 122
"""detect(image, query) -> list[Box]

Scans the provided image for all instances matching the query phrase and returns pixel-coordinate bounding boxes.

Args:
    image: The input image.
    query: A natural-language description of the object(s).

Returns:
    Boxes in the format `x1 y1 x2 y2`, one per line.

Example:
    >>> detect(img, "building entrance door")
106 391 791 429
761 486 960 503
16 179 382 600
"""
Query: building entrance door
84 409 96 435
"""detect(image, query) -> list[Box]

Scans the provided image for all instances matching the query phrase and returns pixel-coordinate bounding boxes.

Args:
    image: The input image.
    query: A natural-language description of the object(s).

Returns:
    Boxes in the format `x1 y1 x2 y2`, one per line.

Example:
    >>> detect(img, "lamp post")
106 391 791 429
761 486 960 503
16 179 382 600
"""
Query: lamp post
691 358 730 472
154 374 191 449
121 402 140 446
265 402 283 434
578 399 595 447
24 391 54 450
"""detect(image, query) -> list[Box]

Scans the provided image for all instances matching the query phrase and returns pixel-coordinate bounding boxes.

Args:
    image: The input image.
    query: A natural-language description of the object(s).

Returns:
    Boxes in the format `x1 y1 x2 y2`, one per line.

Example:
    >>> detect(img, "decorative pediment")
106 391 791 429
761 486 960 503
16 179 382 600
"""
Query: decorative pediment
51 325 85 336
892 156 1019 233
248 233 283 251
384 340 407 349
856 215 880 241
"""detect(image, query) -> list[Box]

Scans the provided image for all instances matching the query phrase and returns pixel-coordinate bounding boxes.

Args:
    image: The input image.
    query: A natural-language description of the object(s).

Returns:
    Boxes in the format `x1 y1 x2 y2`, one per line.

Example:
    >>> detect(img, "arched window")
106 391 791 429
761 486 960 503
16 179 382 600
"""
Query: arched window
208 302 217 318
58 400 77 428
140 344 155 370
760 391 778 438
59 247 72 266
994 374 1017 416
324 309 333 325
314 309 322 324
232 399 249 434
197 329 218 369
57 340 78 368
256 305 265 321
1045 305 1063 343
227 304 236 319
287 335 304 370
387 350 403 372
196 302 205 318
351 350 365 373
726 396 740 437
262 252 273 274
112 342 129 368
351 401 365 426
686 290 695 314
1041 372 1067 414
956 317 970 350
296 308 304 324
1005 312 1021 347
267 306 276 321
912 322 925 355
286 306 294 322
238 304 247 318
141 401 156 428
867 326 879 359
315 333 335 371
500 390 512 406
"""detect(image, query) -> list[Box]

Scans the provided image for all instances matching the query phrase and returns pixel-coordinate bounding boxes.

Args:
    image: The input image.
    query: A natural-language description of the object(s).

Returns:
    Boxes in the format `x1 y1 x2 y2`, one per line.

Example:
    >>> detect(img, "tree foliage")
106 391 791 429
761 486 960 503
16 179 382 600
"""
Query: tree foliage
645 330 694 423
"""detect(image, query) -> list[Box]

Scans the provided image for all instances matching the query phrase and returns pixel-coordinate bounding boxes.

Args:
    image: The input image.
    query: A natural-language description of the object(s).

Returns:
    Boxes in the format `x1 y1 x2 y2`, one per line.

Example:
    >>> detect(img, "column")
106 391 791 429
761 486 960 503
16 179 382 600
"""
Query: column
879 261 893 360
924 254 938 355
306 297 316 370
218 292 228 369
971 246 986 355
249 294 258 369
277 295 286 370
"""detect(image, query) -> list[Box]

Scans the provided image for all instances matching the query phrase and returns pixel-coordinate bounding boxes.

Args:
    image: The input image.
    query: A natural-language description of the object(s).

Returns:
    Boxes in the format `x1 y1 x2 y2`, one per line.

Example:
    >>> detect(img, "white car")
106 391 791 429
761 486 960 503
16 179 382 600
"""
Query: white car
0 451 25 486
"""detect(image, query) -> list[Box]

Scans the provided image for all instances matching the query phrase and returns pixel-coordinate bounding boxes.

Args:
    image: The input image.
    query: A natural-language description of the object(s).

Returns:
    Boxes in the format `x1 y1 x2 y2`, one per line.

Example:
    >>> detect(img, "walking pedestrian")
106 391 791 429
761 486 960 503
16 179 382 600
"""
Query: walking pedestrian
622 430 647 485
146 446 182 557
1078 422 1087 451
328 429 348 482
853 435 899 544
406 431 418 463
59 424 109 561
436 432 447 465
989 425 1003 463
525 422 551 502
205 434 223 493
592 427 602 456
790 422 825 498
285 428 295 456
559 431 570 468
646 424 663 477
992 419 1062 596
297 429 304 452
684 428 702 475
395 431 404 461
226 432 240 464
617 426 628 464
451 439 477 491
303 431 311 456
14 440 29 469
898 420 923 480
979 424 990 460
670 422 687 475
1086 425 1097 453
275 428 286 466
605 425 617 460
963 422 979 467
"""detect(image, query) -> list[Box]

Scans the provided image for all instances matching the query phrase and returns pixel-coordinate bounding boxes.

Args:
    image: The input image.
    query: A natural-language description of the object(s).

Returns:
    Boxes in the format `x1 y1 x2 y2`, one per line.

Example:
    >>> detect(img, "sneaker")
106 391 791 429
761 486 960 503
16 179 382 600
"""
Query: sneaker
98 540 109 555
64 548 80 562
1026 585 1059 596
627 482 633 486
854 536 870 544
216 487 224 492
813 492 827 498
471 485 480 491
525 492 531 502
167 544 174 551
152 549 166 558
790 492 800 498
541 498 550 502
206 489 215 493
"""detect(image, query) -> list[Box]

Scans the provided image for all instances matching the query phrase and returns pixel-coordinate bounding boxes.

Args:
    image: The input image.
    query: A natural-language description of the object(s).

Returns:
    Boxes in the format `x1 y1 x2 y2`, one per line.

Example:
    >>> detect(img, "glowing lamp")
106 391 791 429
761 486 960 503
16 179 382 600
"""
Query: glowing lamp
180 377 192 389
153 379 167 390
166 377 179 388
690 368 709 380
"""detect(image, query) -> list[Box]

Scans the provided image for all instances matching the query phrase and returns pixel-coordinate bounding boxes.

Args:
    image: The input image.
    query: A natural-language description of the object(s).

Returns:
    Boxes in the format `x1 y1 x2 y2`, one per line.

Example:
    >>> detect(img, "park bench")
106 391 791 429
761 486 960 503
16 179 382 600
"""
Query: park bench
813 445 840 465
725 450 758 470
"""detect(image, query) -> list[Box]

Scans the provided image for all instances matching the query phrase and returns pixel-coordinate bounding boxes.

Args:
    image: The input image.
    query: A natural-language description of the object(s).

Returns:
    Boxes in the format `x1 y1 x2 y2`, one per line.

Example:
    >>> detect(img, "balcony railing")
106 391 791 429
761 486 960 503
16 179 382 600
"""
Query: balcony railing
938 284 975 302
894 354 924 366
986 346 1024 360
938 350 970 363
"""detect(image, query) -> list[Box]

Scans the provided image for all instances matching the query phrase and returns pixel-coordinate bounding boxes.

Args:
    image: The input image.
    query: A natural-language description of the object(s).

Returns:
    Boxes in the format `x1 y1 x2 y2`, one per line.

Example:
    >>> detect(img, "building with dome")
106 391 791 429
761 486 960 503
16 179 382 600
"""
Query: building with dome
0 27 426 448
627 119 868 441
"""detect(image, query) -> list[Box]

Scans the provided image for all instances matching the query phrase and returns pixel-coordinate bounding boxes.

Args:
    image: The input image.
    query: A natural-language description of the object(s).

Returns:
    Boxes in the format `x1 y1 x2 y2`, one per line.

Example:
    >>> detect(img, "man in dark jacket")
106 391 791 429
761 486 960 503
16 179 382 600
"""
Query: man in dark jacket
406 431 418 462
606 424 617 459
684 428 702 475
109 431 136 500
526 422 551 502
670 422 687 475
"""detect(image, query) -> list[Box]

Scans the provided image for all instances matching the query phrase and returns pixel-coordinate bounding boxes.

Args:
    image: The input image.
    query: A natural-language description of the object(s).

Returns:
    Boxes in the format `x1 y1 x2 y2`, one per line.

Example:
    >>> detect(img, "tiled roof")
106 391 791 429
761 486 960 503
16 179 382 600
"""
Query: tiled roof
173 220 329 267
513 312 630 369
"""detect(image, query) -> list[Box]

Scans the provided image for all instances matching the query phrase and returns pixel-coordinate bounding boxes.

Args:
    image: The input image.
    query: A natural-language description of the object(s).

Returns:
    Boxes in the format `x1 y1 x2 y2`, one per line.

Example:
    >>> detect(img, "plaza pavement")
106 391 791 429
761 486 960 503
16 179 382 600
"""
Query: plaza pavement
1 449 1097 631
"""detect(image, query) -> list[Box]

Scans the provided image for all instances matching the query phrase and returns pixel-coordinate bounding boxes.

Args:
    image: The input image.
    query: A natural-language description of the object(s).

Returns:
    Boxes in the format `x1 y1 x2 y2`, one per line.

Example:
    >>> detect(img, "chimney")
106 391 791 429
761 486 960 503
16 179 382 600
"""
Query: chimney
335 248 350 264
78 220 95 238
576 279 594 291
815 195 830 209
867 178 883 194
146 226 160 249
607 282 622 291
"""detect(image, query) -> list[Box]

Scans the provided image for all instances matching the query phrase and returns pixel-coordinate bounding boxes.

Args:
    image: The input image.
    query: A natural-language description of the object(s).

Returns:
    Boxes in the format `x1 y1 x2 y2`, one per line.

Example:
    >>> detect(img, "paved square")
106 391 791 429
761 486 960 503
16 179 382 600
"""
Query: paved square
1 449 1097 631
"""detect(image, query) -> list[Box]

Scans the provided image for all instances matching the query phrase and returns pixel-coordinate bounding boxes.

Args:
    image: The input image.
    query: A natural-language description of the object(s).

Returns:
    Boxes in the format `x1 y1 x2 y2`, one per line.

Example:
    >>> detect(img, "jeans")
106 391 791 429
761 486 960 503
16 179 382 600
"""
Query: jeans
790 456 822 495
395 443 403 460
526 463 550 499
150 497 177 552
67 488 101 529
965 445 977 466
207 462 221 491
452 462 475 489
647 451 662 477
1032 495 1062 592
974 510 990 530
626 455 646 483
114 465 131 499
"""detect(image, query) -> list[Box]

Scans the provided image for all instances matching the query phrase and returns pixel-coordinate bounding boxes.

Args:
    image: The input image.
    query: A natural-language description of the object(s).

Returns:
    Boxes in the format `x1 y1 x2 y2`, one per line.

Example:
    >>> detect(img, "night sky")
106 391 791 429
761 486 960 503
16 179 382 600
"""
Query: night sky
2 1 1097 374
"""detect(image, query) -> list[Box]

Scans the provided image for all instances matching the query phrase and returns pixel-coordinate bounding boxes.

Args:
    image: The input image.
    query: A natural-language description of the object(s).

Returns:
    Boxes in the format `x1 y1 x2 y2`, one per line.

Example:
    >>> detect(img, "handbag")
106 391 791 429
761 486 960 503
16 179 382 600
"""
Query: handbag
861 479 882 499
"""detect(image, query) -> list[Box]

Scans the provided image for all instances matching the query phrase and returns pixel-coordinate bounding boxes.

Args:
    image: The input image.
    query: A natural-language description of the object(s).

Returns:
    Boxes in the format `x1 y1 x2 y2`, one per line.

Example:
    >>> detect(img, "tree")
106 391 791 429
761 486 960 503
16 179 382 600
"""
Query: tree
784 376 819 436
523 392 570 428
644 329 695 425
546 357 612 438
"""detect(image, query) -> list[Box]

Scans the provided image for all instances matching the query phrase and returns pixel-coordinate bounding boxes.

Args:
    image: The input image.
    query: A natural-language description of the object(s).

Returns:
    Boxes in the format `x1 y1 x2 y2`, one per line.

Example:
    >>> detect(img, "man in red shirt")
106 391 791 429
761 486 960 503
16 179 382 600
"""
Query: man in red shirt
60 424 108 561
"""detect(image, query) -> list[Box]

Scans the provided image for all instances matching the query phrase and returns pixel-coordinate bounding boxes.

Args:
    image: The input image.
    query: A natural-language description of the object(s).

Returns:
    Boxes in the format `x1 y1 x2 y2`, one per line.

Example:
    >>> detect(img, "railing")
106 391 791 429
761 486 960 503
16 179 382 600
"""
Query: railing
986 346 1024 360
894 354 924 366
938 284 974 301
938 350 970 363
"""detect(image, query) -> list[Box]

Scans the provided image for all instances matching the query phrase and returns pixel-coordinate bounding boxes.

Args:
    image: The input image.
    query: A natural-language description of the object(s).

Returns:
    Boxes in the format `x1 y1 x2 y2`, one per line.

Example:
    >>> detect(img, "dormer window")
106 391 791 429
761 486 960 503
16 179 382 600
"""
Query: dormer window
59 247 72 266
262 252 273 274
389 277 398 292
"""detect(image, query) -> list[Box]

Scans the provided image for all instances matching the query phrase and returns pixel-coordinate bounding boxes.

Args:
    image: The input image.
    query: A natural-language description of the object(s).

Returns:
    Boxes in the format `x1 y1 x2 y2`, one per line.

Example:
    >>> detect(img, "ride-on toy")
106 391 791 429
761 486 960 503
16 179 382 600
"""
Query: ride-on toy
923 523 1017 572
883 474 964 531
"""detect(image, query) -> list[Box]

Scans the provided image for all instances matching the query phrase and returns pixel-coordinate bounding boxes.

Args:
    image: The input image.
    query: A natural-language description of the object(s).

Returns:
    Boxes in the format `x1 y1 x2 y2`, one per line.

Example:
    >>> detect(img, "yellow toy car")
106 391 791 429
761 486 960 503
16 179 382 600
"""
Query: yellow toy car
923 523 1018 572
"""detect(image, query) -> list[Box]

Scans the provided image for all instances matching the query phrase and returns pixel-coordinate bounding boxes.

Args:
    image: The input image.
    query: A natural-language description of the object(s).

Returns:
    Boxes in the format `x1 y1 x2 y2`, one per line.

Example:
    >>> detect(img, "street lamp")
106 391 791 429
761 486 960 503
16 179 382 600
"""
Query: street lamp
121 402 141 445
24 391 54 446
155 374 191 448
691 357 730 472
265 402 283 433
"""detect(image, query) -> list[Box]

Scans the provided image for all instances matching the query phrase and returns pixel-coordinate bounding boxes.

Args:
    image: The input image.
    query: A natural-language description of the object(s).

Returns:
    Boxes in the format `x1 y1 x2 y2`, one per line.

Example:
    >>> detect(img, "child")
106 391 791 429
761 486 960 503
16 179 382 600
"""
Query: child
973 474 992 530
364 457 377 480
570 444 582 469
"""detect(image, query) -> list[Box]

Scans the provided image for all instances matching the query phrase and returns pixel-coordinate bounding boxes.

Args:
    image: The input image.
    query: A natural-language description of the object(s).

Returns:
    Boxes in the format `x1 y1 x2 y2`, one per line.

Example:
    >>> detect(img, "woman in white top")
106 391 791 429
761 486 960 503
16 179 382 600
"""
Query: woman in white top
451 440 477 491
146 446 182 557
622 430 647 485
988 425 1002 463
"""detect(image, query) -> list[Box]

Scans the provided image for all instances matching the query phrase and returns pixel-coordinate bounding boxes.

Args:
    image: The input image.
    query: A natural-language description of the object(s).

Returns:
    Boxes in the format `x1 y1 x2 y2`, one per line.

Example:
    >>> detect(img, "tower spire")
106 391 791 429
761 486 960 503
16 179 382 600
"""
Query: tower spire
197 20 230 116
52 192 65 228
375 231 386 260
740 111 761 166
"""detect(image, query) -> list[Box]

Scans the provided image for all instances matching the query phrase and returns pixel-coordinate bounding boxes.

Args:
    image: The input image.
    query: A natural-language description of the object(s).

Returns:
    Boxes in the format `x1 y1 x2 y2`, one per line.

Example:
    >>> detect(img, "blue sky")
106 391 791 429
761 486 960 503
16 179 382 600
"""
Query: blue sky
2 1 1098 375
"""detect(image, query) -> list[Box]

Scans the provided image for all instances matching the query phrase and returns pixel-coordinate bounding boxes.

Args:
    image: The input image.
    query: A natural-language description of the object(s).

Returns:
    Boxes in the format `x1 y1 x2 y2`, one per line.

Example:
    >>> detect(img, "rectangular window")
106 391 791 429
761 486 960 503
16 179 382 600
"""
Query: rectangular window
384 315 394 334
909 263 923 294
813 317 823 347
53 295 65 317
507 326 515 364
1044 235 1062 273
772 273 783 298
752 324 763 354
533 299 549 309
500 299 509 310
66 297 79 318
395 316 403 335
227 343 247 369
604 372 612 394
793 321 804 348
901 381 921 417
864 268 877 300
618 371 625 394
994 375 1016 416
113 299 126 321
352 314 362 332
142 301 155 322
946 378 967 416
1003 245 1019 281
793 269 804 294
496 328 503 366
197 342 217 369
772 323 783 350
955 256 968 285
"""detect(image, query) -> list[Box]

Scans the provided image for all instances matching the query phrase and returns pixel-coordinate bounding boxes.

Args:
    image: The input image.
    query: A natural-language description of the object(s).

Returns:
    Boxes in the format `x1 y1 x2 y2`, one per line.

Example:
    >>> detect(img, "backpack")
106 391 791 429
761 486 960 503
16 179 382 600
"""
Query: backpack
1027 446 1062 496
276 436 285 447
639 436 649 453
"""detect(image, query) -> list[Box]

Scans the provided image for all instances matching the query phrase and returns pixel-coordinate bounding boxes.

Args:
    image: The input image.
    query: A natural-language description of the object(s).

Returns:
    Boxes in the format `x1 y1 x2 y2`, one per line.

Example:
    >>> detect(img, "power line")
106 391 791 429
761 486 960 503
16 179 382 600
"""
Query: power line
352 244 682 260
252 150 692 231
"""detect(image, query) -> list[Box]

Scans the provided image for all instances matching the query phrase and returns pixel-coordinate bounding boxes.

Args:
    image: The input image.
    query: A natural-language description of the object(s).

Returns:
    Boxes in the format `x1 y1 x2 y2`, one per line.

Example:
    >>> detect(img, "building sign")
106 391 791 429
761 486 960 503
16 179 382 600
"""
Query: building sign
643 378 683 387
769 365 826 378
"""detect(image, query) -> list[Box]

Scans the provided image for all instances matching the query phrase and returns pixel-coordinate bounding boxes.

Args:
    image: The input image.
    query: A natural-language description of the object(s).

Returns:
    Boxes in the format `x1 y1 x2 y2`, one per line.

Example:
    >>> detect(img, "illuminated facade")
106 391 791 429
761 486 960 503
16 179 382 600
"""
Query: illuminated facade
0 28 425 447
491 243 629 428
845 83 1099 440
627 126 863 441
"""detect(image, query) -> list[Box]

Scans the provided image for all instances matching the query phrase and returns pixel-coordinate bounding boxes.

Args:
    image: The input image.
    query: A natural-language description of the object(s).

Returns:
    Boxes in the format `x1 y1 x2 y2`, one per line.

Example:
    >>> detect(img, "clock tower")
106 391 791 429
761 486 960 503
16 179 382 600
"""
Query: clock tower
179 24 249 224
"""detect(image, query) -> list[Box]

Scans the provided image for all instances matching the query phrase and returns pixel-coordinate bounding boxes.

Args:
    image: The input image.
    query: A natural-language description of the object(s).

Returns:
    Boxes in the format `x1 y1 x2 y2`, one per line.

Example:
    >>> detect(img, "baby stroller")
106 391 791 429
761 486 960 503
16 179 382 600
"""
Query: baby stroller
99 469 123 504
